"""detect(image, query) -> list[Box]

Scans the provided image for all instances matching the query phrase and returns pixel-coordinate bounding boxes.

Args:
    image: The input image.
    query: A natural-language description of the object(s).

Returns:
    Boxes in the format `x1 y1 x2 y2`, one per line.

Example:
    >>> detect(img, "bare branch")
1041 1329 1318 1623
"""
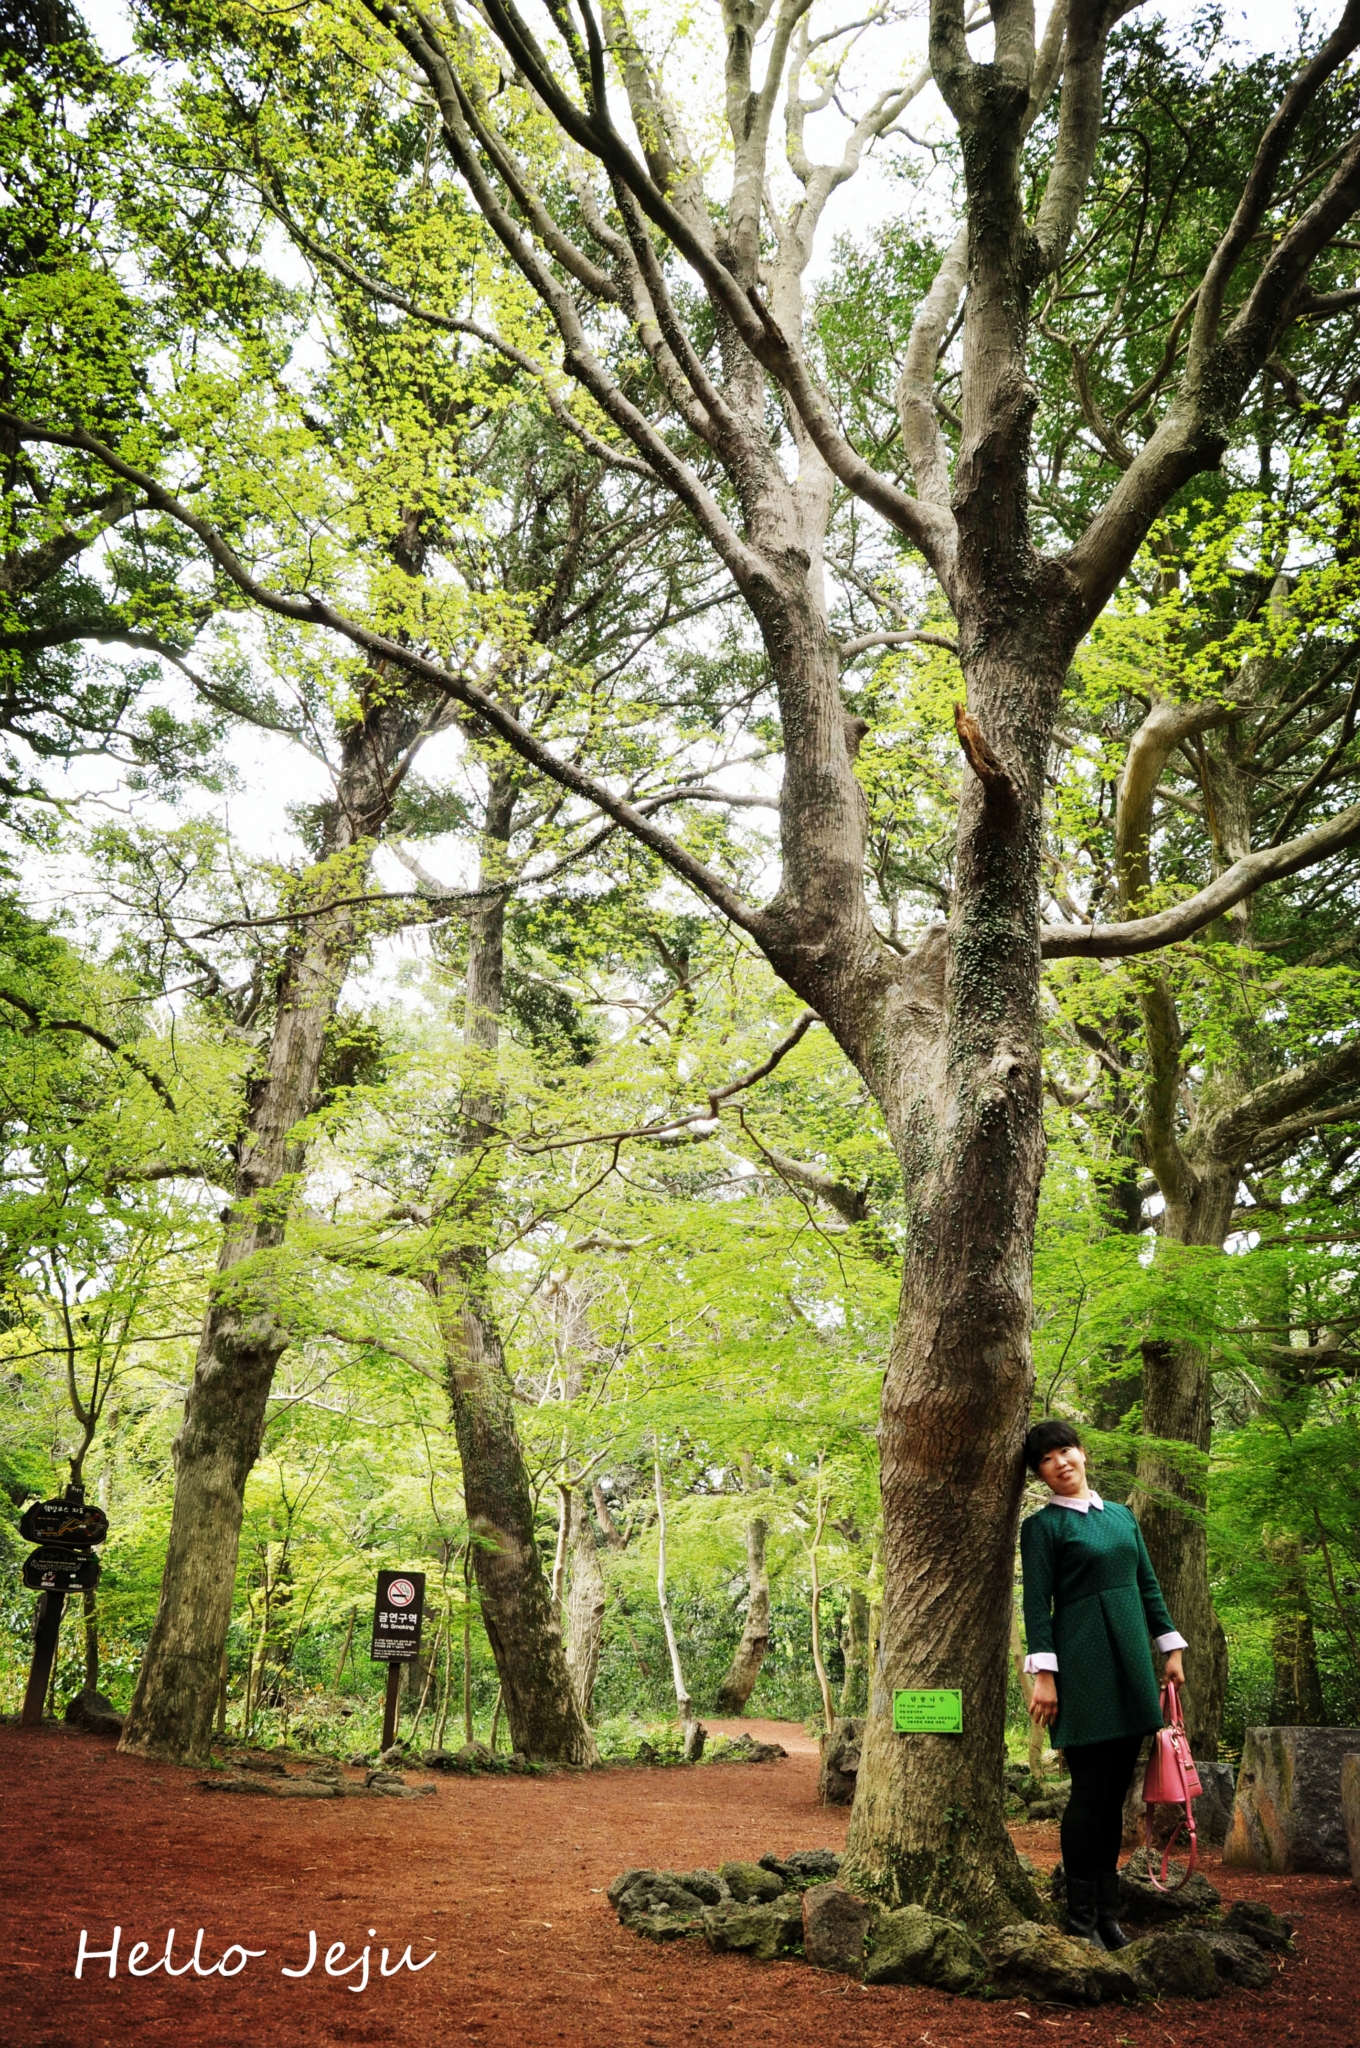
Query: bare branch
0 985 177 1111
706 1009 819 1113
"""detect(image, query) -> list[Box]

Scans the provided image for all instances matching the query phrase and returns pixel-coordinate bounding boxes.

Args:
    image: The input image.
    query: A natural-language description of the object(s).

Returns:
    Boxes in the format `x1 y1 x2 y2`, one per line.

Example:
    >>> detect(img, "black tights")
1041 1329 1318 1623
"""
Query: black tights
1060 1734 1143 1879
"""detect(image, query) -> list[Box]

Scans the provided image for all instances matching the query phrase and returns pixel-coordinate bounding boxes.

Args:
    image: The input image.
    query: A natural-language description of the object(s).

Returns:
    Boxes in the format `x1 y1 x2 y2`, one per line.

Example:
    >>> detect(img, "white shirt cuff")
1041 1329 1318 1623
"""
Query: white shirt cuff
1155 1632 1188 1652
1023 1653 1058 1674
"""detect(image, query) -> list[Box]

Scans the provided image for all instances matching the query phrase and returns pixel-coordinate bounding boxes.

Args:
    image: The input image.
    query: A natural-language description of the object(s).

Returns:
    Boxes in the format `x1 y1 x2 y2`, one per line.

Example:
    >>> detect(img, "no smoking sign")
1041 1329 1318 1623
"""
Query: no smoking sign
370 1569 426 1662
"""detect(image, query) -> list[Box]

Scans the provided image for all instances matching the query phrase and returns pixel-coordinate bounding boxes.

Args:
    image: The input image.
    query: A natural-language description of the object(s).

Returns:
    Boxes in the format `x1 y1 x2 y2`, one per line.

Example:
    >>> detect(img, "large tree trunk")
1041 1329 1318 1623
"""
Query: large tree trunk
437 772 596 1764
565 1491 606 1719
120 698 425 1761
715 1516 771 1714
841 610 1072 1921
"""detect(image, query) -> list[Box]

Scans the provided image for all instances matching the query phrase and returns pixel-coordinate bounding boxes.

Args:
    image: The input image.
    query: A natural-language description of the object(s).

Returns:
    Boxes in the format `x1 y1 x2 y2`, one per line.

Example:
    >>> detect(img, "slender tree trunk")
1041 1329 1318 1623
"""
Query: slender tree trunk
82 1586 98 1695
715 1516 771 1714
809 1483 835 1733
120 695 428 1762
462 1547 474 1745
1130 1152 1236 1757
551 1483 570 1621
434 1608 453 1752
333 1608 355 1688
1266 1532 1325 1725
653 1448 692 1725
840 1586 869 1716
565 1490 606 1719
436 772 595 1764
1131 1338 1230 1757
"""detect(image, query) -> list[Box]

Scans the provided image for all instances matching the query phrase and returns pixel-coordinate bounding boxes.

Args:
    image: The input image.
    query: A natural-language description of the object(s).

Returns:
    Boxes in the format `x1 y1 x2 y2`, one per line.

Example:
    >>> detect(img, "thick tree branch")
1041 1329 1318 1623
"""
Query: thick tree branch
1041 797 1360 957
1067 17 1360 624
1209 1039 1360 1162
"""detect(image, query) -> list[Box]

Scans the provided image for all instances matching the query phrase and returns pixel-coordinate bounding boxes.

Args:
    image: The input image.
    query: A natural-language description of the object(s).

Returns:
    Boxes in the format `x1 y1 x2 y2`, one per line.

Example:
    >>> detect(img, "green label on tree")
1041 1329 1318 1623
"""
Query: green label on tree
893 1688 963 1734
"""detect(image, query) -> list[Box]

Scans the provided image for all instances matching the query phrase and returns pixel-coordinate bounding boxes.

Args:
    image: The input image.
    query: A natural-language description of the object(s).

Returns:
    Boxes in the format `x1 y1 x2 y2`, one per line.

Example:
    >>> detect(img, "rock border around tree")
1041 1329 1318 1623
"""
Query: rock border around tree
608 1850 1294 2005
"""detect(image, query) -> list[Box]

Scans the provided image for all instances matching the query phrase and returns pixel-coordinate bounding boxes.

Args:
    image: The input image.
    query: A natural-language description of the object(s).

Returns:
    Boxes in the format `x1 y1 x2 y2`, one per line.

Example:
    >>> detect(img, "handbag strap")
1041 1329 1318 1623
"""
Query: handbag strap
1145 1803 1198 1891
1143 1683 1199 1892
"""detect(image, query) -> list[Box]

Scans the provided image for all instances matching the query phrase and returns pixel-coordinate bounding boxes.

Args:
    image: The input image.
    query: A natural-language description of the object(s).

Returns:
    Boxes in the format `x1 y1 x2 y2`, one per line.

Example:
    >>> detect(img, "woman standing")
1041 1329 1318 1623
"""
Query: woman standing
1020 1419 1187 1950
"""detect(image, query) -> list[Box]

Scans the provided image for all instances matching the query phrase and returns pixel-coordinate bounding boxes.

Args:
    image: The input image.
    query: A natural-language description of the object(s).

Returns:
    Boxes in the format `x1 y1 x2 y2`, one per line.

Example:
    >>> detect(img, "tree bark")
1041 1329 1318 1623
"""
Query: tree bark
715 1516 771 1714
565 1490 606 1719
436 771 596 1764
1266 1532 1325 1725
840 1586 869 1717
82 1586 99 1695
653 1448 693 1726
1130 1337 1230 1757
120 692 428 1761
809 1482 835 1733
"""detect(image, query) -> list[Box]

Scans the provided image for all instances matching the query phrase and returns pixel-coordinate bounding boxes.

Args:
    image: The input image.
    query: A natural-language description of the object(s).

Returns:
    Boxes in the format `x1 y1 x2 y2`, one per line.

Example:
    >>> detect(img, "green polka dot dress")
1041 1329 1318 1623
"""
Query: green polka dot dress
1020 1499 1180 1750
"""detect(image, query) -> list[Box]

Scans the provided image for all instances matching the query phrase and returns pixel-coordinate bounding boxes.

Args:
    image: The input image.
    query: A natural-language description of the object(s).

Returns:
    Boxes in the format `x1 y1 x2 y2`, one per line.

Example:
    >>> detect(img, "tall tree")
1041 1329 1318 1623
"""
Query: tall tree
14 0 1360 1916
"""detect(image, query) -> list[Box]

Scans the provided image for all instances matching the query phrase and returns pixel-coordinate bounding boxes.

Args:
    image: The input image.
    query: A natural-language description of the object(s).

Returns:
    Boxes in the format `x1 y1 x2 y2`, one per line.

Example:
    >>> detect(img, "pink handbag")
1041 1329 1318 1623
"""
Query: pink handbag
1141 1680 1202 1890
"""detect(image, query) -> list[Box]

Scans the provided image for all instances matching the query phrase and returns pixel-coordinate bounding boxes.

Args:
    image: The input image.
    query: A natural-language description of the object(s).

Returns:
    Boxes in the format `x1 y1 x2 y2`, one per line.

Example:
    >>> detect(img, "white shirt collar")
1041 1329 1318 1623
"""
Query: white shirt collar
1046 1489 1104 1513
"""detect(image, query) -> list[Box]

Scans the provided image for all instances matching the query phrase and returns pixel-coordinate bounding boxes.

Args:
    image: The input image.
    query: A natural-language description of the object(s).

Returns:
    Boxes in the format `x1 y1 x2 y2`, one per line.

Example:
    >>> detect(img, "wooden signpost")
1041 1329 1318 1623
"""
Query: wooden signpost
371 1569 426 1753
19 1487 108 1728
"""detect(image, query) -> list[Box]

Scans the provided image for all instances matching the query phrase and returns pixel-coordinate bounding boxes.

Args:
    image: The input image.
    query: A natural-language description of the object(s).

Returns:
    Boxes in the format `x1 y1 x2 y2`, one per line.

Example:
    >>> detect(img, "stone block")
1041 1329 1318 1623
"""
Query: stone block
1221 1898 1292 1951
759 1848 839 1883
801 1881 871 1975
986 1922 1141 2005
615 1873 708 1924
663 1868 726 1905
63 1688 124 1737
1197 1931 1272 1990
719 1859 784 1903
1124 1929 1220 2001
1223 1725 1360 1874
818 1719 861 1806
865 1905 987 1992
701 1898 801 1959
1342 1753 1360 1888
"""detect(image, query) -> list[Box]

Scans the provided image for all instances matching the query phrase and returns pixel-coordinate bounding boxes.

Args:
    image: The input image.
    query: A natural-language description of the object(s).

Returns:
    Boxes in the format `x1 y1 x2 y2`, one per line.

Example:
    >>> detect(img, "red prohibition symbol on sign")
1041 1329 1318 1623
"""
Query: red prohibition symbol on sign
385 1578 416 1608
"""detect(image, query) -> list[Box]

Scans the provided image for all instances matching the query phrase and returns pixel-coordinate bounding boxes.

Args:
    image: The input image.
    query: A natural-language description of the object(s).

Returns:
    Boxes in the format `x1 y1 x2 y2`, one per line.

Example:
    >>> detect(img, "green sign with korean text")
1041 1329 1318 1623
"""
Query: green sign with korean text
893 1688 963 1734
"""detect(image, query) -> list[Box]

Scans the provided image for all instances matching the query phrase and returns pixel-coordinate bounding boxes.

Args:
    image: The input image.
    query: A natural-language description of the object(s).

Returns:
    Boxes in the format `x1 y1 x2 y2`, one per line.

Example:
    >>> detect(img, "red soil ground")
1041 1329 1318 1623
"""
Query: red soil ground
3 1715 1356 2048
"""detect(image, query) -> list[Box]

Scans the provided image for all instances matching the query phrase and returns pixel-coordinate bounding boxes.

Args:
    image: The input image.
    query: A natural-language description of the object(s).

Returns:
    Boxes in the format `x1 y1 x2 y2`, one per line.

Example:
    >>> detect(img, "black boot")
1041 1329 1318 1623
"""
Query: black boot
1095 1871 1129 1950
1064 1876 1108 1949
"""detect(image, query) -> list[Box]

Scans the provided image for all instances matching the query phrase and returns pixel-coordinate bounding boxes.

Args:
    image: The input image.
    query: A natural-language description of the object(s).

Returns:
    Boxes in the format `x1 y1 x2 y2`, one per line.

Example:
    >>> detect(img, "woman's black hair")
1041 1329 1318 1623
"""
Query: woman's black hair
1023 1418 1083 1475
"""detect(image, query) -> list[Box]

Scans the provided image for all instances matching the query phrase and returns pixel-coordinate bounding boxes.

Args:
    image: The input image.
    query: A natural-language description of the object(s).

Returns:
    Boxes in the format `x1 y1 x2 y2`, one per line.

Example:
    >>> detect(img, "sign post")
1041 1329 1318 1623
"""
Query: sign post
370 1570 426 1753
21 1590 66 1728
18 1486 109 1728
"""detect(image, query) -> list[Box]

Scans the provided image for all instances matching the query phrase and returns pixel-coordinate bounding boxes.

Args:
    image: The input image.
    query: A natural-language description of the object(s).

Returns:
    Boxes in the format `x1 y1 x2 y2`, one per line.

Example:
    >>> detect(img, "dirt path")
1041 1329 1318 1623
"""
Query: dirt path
3 1723 1355 2048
